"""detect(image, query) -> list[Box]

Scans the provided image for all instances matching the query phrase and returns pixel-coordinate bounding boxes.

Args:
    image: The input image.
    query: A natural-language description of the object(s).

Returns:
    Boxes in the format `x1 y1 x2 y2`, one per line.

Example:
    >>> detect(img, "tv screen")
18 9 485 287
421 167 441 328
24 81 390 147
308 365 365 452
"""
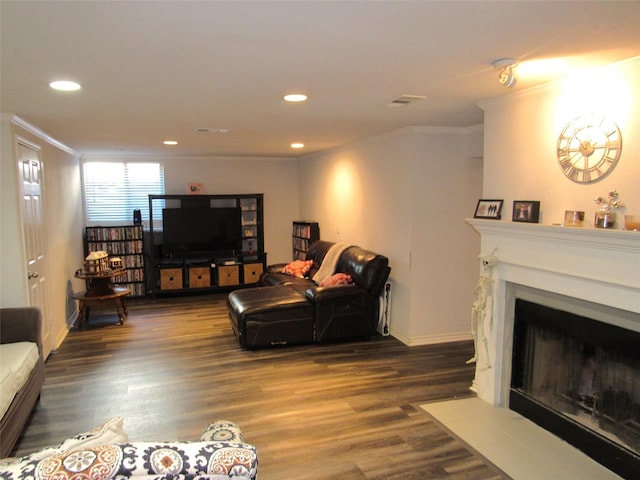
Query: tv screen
162 207 242 256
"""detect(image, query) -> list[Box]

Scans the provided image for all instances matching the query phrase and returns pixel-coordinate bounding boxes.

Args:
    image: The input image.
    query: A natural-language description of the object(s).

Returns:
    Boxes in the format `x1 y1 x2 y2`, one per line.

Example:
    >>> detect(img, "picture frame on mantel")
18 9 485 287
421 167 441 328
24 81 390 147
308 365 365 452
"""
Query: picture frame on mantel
512 200 540 223
474 199 503 220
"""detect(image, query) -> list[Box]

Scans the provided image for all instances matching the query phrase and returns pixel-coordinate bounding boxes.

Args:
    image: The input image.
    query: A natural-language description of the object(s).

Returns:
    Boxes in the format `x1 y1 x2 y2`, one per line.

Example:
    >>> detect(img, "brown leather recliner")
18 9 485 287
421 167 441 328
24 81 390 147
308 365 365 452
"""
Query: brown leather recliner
227 241 390 348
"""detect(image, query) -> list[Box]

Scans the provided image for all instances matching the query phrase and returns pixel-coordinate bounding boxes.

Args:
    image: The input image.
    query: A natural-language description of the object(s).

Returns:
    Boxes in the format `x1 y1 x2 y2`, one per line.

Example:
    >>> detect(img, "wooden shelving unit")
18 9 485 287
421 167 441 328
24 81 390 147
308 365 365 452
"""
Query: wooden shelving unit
292 221 320 260
84 225 146 296
148 194 266 295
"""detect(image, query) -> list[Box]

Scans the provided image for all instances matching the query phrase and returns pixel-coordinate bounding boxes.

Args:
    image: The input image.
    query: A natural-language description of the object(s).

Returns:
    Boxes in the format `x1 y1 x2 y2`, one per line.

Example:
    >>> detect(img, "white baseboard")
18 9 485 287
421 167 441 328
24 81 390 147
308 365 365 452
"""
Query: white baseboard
389 328 472 346
53 312 76 351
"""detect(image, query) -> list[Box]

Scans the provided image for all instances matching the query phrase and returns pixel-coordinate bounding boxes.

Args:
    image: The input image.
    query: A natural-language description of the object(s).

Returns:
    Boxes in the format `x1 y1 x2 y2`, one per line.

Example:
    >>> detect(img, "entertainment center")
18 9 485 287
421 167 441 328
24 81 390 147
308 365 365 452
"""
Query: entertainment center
148 193 266 296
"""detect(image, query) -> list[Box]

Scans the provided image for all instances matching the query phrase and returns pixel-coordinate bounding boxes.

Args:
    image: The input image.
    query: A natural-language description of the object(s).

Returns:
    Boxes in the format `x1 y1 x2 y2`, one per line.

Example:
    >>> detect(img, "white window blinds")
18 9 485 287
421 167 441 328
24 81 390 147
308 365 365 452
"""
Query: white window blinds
83 161 164 224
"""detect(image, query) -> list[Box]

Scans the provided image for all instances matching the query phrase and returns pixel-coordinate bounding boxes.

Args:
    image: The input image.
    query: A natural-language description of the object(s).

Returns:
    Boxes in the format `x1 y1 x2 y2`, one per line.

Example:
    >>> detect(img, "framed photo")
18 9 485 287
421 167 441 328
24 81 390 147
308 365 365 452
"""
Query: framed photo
188 182 203 195
474 199 503 220
512 200 540 223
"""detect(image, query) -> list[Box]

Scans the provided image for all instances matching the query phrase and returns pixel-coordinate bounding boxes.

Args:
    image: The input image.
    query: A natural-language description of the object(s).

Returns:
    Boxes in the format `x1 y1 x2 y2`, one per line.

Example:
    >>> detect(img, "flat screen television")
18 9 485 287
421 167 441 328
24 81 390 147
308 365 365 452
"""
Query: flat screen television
162 207 242 257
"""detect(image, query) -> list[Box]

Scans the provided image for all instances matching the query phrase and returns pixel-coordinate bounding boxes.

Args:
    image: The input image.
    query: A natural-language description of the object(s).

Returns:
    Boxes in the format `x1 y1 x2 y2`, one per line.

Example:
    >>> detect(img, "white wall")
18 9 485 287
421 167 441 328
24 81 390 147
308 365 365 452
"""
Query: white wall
83 155 301 265
410 127 484 342
299 126 483 345
0 116 27 306
481 57 640 224
1 115 85 350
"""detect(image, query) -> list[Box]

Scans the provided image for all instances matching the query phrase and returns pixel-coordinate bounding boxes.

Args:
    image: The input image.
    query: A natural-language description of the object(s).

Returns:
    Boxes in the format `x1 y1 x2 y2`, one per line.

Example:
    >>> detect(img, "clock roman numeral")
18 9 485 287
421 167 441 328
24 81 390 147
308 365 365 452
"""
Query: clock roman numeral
558 154 576 170
557 136 571 147
567 166 580 180
591 167 603 180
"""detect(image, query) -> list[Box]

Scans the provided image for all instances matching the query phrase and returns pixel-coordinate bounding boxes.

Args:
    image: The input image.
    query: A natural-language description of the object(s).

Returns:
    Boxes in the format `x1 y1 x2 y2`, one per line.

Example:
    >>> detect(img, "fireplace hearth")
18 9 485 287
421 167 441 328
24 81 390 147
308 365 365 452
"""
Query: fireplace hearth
511 298 640 478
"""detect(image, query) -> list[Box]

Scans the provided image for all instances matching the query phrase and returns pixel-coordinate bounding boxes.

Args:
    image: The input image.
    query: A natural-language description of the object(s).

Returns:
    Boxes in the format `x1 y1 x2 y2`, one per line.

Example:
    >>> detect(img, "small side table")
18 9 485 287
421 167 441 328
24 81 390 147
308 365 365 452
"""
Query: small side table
73 270 131 328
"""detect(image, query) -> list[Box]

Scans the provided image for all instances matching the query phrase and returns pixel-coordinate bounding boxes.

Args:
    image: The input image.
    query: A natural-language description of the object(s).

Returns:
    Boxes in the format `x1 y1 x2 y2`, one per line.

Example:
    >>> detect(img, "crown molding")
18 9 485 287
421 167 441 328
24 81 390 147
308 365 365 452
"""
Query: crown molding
8 114 78 156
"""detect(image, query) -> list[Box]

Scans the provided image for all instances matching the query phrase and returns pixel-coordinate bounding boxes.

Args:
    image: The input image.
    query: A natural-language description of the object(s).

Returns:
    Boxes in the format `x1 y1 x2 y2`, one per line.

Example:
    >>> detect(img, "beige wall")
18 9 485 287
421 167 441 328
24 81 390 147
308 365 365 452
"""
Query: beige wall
481 57 640 225
298 126 483 345
82 154 301 265
1 115 85 351
0 116 27 305
163 156 300 264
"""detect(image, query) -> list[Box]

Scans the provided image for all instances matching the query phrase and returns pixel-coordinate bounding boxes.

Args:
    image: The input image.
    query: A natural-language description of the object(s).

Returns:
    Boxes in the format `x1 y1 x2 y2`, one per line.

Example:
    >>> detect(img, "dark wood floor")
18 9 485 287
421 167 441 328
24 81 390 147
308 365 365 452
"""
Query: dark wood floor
14 294 505 479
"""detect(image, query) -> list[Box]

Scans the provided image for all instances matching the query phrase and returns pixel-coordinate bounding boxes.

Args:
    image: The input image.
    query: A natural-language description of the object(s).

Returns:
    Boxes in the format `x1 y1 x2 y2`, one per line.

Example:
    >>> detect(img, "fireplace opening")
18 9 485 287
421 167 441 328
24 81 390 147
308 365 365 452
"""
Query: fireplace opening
510 298 640 479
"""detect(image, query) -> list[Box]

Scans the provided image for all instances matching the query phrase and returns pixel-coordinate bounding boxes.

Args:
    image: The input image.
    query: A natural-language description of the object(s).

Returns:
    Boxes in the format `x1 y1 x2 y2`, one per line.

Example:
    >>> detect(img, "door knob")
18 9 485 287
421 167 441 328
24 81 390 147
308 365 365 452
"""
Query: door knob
27 271 39 279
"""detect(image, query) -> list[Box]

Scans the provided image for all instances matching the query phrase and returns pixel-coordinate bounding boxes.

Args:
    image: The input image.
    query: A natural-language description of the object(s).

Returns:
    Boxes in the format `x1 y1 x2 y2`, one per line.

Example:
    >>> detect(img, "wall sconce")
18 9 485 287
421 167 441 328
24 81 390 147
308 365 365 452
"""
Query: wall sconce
493 58 518 87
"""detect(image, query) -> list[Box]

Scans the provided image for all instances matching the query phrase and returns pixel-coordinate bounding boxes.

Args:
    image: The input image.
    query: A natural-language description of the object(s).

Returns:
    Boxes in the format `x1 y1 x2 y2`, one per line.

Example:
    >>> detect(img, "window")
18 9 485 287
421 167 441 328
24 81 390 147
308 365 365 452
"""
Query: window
83 161 164 225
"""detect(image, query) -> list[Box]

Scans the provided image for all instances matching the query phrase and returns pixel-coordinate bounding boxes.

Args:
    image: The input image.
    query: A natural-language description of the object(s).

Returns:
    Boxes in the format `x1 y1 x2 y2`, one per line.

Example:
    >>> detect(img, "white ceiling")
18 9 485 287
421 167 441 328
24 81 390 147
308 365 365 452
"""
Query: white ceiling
2 1 639 158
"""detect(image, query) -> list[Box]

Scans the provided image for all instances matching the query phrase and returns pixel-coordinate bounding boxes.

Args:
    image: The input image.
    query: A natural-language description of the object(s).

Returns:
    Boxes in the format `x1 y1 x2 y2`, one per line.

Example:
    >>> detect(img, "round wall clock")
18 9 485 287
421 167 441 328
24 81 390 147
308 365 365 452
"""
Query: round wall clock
556 113 622 183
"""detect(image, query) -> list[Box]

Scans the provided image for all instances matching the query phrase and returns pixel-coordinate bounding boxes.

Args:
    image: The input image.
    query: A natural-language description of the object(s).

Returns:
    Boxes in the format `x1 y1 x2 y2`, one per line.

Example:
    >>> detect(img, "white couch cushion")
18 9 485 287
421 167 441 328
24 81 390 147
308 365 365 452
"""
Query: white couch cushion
58 416 128 451
0 342 39 419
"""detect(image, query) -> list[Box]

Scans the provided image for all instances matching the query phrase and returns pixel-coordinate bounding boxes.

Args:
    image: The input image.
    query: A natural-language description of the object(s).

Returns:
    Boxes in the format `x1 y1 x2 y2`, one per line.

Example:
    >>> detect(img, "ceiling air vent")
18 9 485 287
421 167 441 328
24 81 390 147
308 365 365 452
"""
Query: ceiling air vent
194 128 231 133
385 95 427 108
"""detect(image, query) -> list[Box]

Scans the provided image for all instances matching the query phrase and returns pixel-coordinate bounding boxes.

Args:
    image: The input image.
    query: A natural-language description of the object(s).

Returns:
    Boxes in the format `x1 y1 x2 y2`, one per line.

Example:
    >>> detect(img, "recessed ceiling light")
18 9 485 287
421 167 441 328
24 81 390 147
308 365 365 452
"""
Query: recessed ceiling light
291 143 305 149
163 140 178 145
49 80 81 91
284 94 307 102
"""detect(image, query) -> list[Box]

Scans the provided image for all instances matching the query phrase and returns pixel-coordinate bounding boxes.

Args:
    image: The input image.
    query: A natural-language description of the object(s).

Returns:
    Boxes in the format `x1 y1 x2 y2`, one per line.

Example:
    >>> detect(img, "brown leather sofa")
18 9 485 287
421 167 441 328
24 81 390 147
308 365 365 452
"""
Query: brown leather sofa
227 241 390 348
0 307 45 458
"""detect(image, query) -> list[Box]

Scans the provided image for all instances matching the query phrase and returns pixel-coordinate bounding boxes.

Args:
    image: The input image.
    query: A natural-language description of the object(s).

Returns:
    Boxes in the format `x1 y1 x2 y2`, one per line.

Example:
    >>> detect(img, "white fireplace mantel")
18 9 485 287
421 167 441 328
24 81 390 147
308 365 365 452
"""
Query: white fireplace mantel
466 219 640 405
467 219 640 312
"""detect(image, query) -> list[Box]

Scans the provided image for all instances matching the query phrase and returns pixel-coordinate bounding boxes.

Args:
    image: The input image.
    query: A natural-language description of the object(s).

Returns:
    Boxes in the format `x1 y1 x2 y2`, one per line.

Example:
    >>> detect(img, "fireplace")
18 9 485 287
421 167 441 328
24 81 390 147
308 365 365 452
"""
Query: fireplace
467 219 640 476
511 298 640 478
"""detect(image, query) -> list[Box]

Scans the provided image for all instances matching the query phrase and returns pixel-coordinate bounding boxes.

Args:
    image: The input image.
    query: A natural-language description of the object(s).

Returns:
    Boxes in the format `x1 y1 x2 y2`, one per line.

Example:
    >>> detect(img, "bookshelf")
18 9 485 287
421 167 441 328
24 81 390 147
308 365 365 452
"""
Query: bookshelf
84 225 146 296
292 221 320 260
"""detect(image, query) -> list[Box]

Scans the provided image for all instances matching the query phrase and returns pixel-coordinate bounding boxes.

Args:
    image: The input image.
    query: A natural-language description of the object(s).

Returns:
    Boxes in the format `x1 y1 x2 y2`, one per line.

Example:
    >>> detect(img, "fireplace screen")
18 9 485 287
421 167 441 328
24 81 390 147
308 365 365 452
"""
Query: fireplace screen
511 299 640 477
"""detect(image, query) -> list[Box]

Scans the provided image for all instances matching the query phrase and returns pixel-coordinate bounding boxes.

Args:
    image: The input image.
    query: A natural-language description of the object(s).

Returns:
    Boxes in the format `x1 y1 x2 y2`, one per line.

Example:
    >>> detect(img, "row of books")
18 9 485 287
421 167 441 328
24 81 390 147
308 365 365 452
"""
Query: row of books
118 257 144 269
115 282 146 297
293 224 315 238
86 225 143 241
293 250 309 261
87 240 143 255
293 237 312 251
113 268 145 282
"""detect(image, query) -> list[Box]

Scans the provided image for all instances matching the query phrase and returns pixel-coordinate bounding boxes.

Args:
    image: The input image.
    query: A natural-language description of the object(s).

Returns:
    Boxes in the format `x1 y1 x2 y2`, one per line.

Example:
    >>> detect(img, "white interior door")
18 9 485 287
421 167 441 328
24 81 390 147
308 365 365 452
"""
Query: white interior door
17 140 52 359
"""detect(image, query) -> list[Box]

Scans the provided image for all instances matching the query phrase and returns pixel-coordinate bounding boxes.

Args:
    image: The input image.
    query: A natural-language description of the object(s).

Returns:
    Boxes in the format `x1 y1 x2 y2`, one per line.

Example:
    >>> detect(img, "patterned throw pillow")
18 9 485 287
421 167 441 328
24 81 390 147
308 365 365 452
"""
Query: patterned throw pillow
0 417 129 465
282 259 313 278
319 273 353 287
58 416 128 452
200 420 244 442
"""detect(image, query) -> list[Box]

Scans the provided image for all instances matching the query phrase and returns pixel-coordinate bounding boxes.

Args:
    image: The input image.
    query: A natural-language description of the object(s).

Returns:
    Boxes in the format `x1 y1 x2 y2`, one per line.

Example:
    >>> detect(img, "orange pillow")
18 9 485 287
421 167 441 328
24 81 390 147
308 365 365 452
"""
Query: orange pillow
282 259 313 278
319 273 353 287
